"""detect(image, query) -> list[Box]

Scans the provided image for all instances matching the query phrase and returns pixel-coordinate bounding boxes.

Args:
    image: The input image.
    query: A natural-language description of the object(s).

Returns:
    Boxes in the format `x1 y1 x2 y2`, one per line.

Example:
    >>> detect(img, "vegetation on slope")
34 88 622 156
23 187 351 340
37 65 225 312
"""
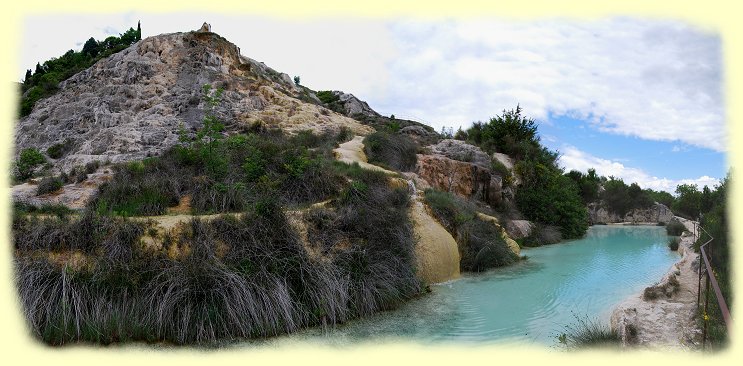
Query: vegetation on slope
362 131 418 172
13 84 422 345
424 189 518 271
19 23 141 117
458 106 588 239
692 173 730 348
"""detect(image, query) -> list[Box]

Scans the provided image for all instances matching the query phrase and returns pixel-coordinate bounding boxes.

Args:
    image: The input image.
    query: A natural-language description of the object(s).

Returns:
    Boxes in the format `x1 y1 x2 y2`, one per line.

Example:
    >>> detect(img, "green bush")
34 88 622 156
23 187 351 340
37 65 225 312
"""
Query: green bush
46 139 74 159
15 148 46 181
36 176 64 195
515 161 588 239
316 90 339 104
362 131 418 172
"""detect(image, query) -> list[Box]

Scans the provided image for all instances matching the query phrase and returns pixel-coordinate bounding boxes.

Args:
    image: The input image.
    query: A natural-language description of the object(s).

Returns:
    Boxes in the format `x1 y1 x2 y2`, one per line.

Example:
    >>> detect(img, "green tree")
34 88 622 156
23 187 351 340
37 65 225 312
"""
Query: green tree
673 183 702 219
293 76 300 85
516 161 588 239
565 168 600 204
197 84 226 177
82 37 99 57
15 148 46 181
465 105 538 158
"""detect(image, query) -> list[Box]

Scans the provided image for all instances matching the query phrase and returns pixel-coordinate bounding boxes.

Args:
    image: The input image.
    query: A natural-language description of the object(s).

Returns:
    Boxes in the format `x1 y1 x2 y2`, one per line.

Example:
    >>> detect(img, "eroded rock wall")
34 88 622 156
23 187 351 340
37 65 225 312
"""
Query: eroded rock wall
587 202 674 224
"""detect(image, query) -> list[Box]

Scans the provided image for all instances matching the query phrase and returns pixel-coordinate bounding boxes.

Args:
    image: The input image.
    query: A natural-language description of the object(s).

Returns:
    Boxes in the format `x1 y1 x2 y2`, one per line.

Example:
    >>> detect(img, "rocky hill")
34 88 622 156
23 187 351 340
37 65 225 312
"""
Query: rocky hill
15 26 372 173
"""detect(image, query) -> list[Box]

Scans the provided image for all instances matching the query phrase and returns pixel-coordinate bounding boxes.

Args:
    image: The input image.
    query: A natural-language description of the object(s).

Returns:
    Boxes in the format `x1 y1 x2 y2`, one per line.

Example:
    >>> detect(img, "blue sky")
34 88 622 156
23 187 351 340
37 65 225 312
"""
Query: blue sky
16 14 727 193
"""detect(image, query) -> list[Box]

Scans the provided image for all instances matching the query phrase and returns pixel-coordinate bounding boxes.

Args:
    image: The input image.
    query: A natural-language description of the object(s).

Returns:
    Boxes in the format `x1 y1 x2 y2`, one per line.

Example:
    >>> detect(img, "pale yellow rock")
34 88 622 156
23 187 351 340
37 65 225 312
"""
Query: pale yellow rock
411 199 460 284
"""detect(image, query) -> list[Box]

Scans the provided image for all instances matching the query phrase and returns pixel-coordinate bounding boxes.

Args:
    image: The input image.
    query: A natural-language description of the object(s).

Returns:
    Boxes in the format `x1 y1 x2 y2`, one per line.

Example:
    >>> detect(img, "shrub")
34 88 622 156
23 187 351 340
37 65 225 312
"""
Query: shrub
423 189 476 233
15 148 46 181
316 90 339 104
13 202 74 219
46 138 74 159
668 237 680 251
458 218 518 271
36 176 63 195
363 132 418 172
423 189 517 271
665 220 686 236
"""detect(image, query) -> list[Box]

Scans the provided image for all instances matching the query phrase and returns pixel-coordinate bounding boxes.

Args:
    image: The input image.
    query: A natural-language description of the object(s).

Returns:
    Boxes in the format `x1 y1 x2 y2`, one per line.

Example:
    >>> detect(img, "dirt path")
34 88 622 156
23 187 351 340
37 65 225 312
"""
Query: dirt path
333 136 397 175
611 217 702 349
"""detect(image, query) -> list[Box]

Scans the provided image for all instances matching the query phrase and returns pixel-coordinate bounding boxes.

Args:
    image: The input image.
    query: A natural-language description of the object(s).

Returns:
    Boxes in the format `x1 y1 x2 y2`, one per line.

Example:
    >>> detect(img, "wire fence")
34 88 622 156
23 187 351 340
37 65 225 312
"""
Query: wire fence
696 223 731 349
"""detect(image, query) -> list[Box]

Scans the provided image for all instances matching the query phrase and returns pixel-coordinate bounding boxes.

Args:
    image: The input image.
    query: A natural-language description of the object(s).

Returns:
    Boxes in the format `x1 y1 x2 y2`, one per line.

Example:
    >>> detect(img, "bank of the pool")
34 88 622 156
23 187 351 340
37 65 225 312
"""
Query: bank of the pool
611 217 702 349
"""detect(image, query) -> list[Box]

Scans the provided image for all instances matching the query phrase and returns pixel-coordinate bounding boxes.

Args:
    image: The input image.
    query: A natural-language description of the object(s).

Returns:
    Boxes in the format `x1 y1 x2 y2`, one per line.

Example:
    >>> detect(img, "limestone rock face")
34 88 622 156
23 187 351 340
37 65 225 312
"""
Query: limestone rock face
15 31 372 173
330 91 380 118
587 202 674 224
416 153 502 208
428 139 492 169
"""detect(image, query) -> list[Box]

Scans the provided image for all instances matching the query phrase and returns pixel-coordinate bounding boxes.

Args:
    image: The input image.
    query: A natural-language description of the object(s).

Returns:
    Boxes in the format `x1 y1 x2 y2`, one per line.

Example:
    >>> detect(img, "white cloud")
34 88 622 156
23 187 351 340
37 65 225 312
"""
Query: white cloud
370 18 725 152
558 145 719 193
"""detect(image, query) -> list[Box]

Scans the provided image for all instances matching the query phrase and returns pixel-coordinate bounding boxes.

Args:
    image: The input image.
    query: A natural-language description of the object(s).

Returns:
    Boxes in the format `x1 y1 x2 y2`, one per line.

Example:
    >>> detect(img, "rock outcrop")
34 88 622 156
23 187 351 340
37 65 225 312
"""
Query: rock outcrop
12 168 113 209
328 90 380 118
587 202 674 224
416 154 502 208
505 219 534 240
399 125 440 146
15 30 372 173
428 139 492 169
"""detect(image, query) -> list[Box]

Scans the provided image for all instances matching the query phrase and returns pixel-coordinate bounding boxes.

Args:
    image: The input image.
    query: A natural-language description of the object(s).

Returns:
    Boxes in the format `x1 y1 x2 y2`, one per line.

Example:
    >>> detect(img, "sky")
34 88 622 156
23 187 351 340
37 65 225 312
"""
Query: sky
17 13 728 193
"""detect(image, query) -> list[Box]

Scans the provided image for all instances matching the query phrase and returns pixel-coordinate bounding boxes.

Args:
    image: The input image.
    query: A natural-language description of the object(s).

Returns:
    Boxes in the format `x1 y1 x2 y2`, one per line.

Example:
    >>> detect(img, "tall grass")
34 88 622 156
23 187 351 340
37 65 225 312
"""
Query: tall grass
557 313 620 350
14 145 422 345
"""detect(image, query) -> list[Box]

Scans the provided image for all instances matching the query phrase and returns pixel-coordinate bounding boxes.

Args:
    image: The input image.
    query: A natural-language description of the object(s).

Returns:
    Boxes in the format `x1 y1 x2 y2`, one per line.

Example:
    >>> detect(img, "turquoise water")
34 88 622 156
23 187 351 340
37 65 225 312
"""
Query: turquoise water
259 225 679 347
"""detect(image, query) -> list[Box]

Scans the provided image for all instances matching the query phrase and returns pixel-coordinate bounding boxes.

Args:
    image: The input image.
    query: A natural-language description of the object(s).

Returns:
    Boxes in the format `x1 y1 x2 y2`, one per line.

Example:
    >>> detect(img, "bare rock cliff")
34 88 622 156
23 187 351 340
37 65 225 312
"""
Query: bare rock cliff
15 30 371 173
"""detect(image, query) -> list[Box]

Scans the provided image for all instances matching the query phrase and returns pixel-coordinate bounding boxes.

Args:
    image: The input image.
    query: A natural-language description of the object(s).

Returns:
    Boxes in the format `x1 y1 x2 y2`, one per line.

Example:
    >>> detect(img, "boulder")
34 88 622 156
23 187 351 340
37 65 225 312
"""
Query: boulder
505 219 534 240
416 153 502 208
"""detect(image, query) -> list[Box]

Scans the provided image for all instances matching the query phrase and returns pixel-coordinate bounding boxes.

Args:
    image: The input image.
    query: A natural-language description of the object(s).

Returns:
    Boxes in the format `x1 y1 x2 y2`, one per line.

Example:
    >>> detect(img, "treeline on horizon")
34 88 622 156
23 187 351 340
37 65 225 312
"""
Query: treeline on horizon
18 23 142 117
444 106 729 240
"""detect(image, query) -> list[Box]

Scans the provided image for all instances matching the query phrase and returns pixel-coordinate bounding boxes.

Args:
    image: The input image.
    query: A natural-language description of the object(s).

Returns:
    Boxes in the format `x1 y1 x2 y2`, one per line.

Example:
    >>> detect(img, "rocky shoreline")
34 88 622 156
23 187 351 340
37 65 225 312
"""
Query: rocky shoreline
610 216 702 349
